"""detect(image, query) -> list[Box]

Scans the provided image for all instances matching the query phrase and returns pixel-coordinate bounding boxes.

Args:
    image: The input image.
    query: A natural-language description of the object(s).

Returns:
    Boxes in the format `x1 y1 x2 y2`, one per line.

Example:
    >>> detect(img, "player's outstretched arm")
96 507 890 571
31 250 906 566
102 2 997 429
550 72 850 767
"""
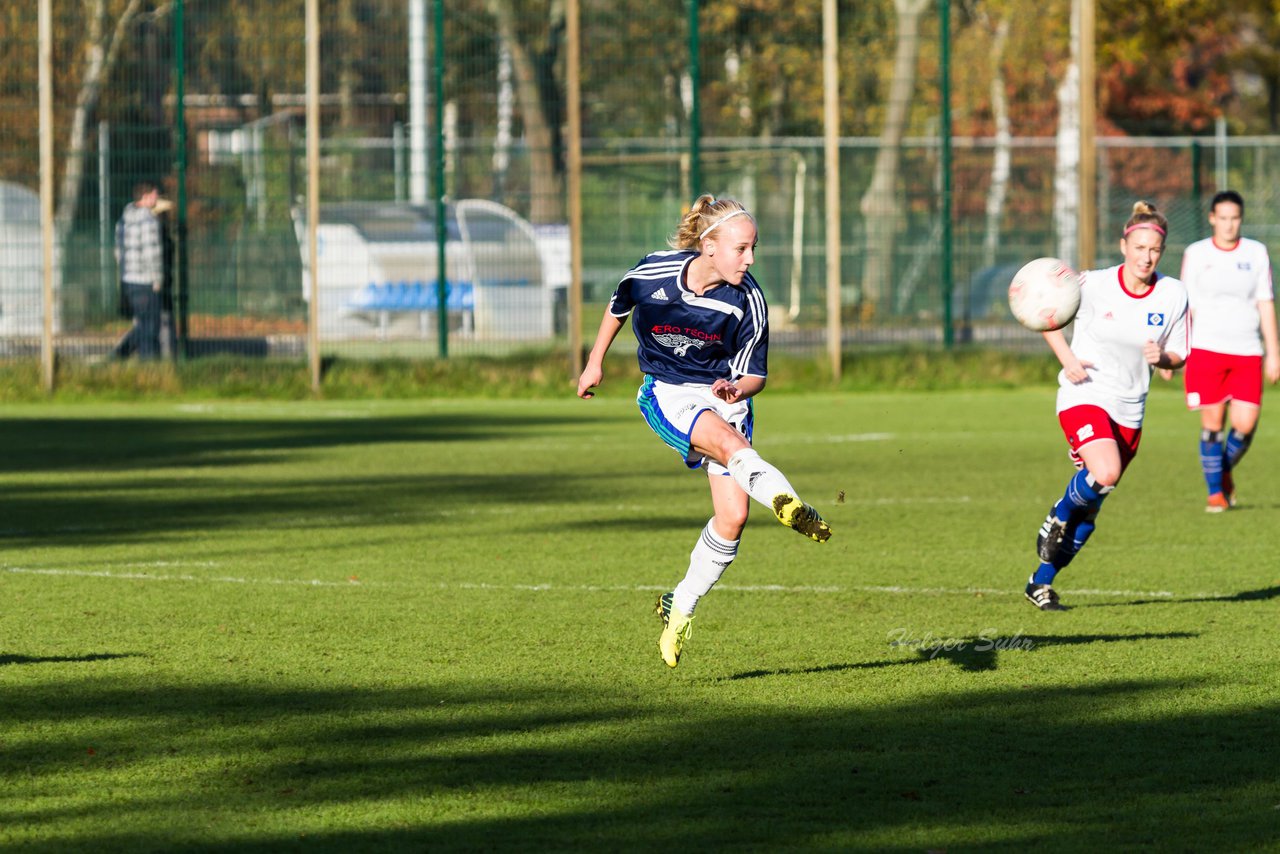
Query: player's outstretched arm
578 311 626 399
1043 329 1092 384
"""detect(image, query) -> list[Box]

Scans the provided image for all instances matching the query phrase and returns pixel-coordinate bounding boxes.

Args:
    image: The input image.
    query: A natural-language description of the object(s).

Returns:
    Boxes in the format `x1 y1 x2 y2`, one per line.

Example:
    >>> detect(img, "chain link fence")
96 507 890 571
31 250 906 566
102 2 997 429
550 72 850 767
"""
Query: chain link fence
3 1 1279 375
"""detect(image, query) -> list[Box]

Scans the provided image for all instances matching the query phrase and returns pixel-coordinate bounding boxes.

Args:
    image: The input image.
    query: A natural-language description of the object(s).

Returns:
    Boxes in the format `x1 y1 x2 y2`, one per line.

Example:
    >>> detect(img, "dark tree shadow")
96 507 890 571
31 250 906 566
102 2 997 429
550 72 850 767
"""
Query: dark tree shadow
0 411 668 549
0 652 140 667
1083 586 1280 608
725 632 1199 680
0 411 586 475
0 672 1274 851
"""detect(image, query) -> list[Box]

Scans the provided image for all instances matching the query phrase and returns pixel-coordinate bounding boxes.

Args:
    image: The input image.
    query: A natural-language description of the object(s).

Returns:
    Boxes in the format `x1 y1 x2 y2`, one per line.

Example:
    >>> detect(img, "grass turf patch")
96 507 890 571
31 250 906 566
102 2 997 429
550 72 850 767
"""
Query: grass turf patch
2 390 1277 850
0 347 1064 402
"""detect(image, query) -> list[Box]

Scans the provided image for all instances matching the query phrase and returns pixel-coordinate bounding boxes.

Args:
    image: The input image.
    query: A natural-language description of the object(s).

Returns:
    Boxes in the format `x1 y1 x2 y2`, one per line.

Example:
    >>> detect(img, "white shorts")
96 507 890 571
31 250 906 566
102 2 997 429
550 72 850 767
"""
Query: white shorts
636 375 754 475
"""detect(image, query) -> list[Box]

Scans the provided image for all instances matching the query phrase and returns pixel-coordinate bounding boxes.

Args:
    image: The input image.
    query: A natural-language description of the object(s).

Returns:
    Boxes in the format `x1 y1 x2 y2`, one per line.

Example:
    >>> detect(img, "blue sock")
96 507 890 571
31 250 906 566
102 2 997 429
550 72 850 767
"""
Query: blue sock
1058 515 1096 567
1200 429 1225 495
1054 469 1104 522
1225 429 1253 470
1032 512 1098 586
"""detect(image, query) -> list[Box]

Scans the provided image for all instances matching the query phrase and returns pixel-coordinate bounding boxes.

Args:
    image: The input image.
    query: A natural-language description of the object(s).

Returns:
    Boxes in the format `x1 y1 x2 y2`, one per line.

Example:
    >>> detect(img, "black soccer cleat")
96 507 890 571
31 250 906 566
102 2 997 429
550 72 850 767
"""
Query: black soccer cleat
1036 509 1068 563
1025 582 1067 611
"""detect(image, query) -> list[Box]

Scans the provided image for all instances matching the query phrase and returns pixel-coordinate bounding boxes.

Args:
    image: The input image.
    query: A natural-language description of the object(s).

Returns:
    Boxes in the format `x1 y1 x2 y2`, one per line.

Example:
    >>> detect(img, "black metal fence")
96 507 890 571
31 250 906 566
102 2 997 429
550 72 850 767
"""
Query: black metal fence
3 1 1278 373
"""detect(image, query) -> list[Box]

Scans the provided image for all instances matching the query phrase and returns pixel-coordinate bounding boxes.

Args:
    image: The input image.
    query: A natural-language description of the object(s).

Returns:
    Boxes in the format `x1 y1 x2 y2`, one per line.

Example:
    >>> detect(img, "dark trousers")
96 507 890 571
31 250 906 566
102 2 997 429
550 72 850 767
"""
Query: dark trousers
116 283 162 360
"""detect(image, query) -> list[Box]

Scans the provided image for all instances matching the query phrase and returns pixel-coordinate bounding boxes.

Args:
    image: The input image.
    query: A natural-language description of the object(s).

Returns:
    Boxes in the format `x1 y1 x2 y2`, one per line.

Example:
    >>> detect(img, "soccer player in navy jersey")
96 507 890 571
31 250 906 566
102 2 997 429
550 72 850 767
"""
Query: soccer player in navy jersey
1027 201 1189 611
1180 191 1280 512
577 194 831 667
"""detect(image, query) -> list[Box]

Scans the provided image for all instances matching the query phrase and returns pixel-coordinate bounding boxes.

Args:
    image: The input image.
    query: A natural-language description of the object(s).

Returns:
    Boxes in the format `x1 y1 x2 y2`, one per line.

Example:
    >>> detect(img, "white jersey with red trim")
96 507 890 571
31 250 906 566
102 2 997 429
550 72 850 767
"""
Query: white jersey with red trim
1180 236 1274 357
1056 265 1190 428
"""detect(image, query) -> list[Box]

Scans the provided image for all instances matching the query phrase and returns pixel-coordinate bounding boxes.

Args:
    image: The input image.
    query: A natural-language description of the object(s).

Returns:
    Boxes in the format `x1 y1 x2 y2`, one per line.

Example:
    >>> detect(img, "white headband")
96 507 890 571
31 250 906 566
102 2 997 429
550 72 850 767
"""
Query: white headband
699 209 750 240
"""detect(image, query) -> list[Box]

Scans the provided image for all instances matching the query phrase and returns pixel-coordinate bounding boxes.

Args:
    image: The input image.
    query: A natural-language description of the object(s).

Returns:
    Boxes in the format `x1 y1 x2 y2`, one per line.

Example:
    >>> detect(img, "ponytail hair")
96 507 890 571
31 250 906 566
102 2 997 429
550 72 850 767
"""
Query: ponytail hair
669 194 753 250
1122 200 1168 242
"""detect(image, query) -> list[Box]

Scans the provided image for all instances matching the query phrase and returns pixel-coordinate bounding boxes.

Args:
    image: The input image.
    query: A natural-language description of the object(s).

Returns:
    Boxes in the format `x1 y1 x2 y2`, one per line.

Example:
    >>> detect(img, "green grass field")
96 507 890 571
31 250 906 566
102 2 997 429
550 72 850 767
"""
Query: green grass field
3 386 1278 851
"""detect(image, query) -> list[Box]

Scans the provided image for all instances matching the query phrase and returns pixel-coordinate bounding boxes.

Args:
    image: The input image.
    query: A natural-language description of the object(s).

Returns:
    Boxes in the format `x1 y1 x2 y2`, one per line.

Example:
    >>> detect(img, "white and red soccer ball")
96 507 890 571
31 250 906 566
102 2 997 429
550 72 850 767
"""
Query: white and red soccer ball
1007 257 1082 332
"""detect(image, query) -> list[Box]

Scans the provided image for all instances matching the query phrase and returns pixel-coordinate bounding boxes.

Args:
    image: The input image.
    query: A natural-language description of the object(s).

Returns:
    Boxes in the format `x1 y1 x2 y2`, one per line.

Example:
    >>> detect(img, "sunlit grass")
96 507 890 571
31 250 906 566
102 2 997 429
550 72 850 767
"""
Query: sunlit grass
2 388 1277 850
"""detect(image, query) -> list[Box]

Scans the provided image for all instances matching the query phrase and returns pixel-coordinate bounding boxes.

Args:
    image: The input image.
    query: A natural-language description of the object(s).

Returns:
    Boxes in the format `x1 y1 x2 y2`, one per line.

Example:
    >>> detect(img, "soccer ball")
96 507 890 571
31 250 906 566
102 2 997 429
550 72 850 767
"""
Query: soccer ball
1007 257 1081 331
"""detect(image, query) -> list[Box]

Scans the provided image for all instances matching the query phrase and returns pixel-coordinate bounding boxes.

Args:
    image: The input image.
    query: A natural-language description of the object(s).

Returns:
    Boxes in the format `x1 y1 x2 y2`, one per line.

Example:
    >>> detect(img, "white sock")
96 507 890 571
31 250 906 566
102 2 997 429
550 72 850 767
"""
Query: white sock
672 520 739 616
727 448 799 511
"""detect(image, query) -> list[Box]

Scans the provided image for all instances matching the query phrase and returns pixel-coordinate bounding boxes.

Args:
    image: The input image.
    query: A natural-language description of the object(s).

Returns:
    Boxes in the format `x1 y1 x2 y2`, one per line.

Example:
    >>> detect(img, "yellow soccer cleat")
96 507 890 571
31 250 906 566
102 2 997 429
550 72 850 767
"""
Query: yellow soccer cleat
655 592 694 668
772 494 832 543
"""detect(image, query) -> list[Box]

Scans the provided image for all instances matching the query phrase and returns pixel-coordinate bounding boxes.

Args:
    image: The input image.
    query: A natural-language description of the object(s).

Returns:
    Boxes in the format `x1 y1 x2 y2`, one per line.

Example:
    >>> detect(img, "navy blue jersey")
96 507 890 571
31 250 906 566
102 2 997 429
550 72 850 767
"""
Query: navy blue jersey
609 249 769 385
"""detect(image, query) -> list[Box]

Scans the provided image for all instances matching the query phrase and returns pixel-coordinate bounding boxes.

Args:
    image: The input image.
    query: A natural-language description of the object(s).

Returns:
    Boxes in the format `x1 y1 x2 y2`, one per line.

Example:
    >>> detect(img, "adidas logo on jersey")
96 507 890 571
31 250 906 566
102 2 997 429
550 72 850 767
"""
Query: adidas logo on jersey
652 288 670 301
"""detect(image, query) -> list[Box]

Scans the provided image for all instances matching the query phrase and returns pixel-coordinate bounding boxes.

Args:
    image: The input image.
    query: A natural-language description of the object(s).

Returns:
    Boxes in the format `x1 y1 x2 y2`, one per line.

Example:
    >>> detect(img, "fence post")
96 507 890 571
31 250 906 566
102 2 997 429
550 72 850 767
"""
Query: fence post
306 0 321 391
938 0 954 348
174 0 190 358
1078 0 1097 270
1190 139 1202 216
687 0 701 198
39 0 54 393
567 0 584 378
433 0 448 358
98 121 112 314
822 0 841 379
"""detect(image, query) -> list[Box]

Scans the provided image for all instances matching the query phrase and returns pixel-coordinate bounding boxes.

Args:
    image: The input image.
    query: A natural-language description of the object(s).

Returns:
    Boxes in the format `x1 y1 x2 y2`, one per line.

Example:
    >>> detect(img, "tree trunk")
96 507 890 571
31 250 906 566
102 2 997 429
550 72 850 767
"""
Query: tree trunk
982 16 1011 269
857 0 929 319
56 0 152 241
486 0 564 224
1054 0 1082 265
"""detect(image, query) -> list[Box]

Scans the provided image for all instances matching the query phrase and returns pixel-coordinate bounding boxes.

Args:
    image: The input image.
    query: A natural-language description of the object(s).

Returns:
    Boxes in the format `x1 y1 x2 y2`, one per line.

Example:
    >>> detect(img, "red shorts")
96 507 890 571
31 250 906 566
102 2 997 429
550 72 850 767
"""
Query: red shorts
1057 405 1142 473
1184 348 1263 409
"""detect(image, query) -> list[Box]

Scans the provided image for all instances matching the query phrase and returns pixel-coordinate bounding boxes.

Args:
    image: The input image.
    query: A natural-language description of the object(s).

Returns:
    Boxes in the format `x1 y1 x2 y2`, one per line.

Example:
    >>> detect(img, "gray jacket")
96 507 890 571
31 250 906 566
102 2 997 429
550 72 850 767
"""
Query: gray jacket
115 203 164 285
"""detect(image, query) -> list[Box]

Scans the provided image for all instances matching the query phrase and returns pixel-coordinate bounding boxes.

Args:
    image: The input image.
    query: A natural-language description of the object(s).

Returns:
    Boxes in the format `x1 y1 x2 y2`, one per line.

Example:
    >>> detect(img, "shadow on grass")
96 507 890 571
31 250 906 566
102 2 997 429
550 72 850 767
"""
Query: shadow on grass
0 408 663 549
725 632 1199 679
0 652 140 667
0 411 585 475
0 472 583 547
0 673 1275 851
1083 585 1280 608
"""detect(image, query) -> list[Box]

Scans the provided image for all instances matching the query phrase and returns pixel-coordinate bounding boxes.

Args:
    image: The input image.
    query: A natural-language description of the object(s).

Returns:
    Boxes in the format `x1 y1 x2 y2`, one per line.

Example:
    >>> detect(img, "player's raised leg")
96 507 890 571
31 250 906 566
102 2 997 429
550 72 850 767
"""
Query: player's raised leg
690 412 831 542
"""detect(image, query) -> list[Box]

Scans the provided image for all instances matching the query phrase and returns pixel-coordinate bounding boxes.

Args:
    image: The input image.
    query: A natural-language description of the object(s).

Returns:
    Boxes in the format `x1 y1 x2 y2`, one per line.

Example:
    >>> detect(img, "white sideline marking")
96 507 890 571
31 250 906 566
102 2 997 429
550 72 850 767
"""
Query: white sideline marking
849 496 972 505
4 566 367 588
4 566 1203 600
783 432 896 444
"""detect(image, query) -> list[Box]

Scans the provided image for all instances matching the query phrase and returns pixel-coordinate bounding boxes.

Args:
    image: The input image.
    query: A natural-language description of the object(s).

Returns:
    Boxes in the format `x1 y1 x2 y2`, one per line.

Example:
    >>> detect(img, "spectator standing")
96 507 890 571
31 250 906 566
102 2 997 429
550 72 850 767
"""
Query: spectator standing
112 181 164 360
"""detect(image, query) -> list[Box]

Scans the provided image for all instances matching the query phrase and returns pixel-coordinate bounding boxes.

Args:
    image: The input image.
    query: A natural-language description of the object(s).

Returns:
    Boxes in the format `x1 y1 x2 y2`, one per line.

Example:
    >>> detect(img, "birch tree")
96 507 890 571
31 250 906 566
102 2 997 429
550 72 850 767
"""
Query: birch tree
981 13 1011 269
1053 0 1081 267
57 0 171 239
484 0 564 224
858 0 930 319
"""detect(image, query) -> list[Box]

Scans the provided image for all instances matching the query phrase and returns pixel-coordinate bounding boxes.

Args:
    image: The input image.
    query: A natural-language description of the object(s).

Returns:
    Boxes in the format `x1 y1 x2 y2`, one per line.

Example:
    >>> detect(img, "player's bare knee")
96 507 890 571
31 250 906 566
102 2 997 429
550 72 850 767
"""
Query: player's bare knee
1090 467 1121 489
715 508 748 538
717 433 751 462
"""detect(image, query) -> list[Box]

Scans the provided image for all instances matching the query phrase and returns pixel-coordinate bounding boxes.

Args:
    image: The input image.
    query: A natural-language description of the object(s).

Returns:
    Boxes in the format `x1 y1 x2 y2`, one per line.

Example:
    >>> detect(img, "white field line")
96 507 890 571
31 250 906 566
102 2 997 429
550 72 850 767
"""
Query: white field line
3 566 367 588
2 565 1210 600
782 432 896 443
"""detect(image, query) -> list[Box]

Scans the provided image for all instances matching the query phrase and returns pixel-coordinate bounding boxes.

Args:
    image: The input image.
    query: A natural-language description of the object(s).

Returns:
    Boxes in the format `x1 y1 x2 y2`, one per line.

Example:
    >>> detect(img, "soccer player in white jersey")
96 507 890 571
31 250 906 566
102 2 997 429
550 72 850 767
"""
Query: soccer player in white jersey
1026 201 1190 611
577 194 831 667
1180 190 1280 512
